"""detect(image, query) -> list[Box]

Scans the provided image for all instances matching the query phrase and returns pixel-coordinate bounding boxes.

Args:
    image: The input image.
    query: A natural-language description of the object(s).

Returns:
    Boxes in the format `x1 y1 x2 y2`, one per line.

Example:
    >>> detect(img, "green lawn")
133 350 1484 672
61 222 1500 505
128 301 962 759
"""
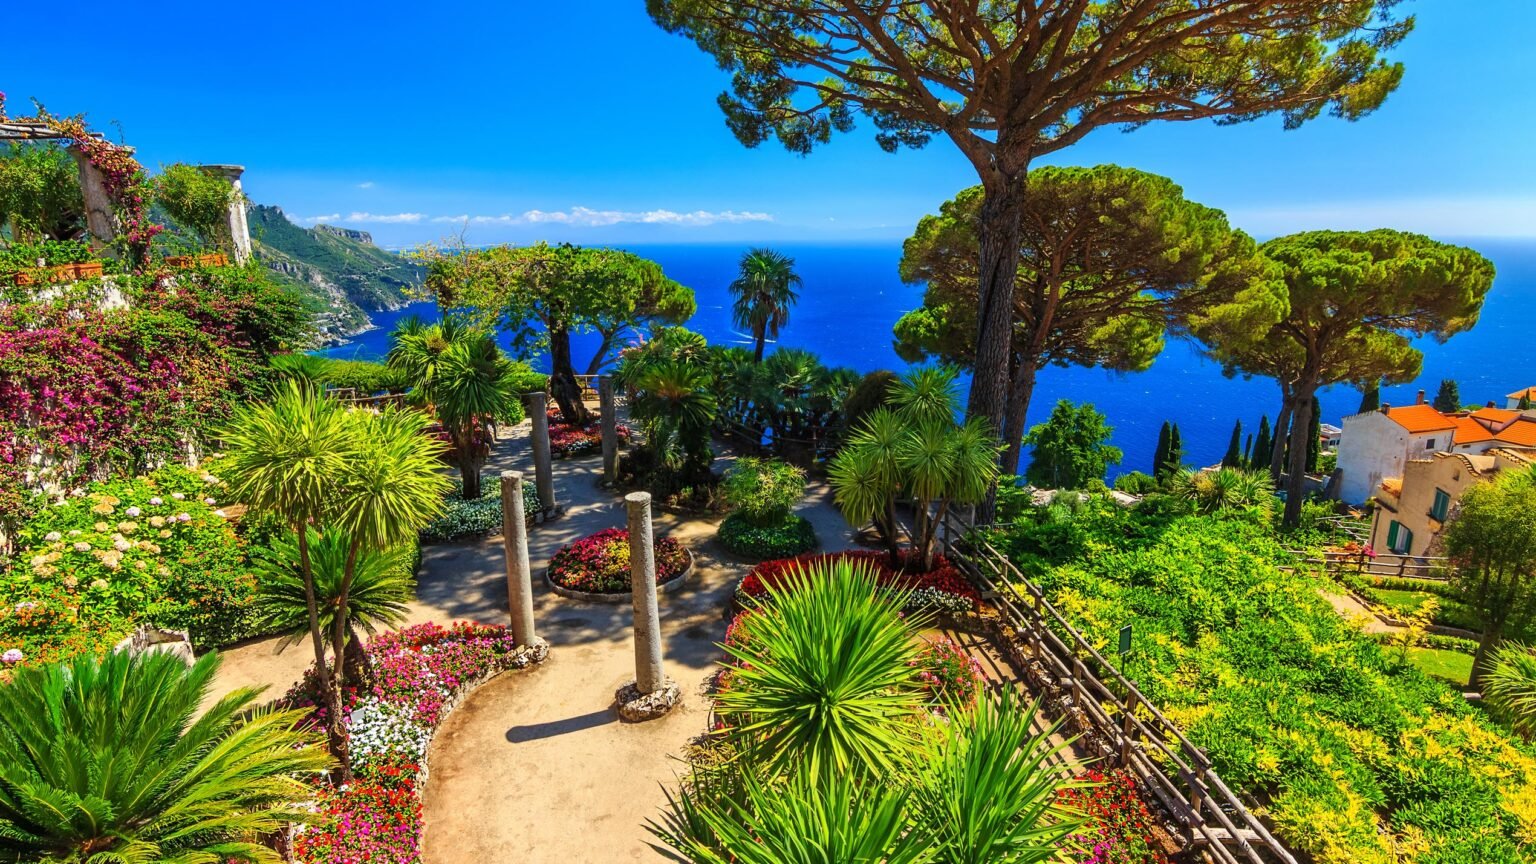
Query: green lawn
1371 587 1437 616
1405 647 1473 687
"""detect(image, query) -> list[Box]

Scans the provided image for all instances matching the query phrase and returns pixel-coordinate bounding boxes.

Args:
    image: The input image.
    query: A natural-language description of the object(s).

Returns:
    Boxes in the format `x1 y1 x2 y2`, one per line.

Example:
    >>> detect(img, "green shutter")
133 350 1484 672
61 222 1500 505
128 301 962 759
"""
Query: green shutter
1400 525 1414 553
1432 488 1450 521
1387 521 1401 551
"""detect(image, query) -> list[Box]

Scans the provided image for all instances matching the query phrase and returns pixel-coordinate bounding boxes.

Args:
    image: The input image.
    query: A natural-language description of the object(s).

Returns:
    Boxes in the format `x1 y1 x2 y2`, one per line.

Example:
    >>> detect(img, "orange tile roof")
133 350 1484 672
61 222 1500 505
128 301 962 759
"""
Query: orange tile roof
1380 478 1403 496
1451 416 1495 444
1386 404 1456 434
1496 418 1536 447
1508 386 1536 401
1472 407 1521 425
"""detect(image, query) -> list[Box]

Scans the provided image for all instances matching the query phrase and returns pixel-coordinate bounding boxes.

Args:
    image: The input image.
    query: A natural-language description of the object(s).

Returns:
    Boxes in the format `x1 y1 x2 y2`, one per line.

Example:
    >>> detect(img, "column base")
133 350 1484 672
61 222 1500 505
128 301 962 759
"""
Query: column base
615 677 682 722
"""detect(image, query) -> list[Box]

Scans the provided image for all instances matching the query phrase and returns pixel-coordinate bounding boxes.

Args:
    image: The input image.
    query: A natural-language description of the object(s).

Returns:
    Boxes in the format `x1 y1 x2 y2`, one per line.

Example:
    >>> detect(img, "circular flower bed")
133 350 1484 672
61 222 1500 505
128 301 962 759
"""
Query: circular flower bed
547 527 690 597
717 511 817 560
737 550 981 613
549 422 630 458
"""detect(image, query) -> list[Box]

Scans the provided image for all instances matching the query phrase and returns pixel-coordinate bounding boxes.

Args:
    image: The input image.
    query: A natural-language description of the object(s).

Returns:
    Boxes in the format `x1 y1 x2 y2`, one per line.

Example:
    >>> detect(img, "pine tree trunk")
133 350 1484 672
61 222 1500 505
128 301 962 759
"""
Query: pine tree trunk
1001 357 1038 476
1282 386 1316 528
1269 397 1294 483
548 324 588 424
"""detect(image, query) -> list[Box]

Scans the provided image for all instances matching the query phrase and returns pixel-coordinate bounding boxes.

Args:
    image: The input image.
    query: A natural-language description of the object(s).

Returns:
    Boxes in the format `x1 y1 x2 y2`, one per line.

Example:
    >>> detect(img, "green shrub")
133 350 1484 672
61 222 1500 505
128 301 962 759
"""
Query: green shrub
419 475 541 543
722 457 805 525
842 369 899 433
319 358 411 394
152 163 237 249
0 464 264 660
1112 471 1159 494
718 511 817 560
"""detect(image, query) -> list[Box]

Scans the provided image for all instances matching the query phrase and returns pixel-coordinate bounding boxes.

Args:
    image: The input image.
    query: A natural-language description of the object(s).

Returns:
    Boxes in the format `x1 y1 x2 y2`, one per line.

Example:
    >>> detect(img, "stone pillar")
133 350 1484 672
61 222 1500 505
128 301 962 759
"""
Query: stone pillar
599 376 619 485
500 471 537 646
626 492 665 693
524 392 557 517
68 145 118 248
201 165 252 265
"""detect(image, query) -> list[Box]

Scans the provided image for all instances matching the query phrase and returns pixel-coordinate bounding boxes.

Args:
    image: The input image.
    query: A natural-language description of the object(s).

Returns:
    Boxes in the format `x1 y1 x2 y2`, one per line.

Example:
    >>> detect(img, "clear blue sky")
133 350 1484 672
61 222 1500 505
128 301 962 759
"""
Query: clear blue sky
7 0 1534 248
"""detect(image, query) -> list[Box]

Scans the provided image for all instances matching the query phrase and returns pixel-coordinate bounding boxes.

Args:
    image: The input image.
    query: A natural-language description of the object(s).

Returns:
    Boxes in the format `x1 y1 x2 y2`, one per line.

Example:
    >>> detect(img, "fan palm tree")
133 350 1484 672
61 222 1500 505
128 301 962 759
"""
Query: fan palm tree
716 561 925 778
0 650 330 863
252 526 414 685
1485 643 1536 739
629 360 718 484
388 317 518 499
730 248 801 363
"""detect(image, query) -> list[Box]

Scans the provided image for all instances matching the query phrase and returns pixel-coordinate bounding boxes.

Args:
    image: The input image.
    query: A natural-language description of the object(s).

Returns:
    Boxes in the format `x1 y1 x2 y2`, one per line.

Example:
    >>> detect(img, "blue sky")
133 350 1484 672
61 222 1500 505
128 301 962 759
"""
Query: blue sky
6 0 1534 247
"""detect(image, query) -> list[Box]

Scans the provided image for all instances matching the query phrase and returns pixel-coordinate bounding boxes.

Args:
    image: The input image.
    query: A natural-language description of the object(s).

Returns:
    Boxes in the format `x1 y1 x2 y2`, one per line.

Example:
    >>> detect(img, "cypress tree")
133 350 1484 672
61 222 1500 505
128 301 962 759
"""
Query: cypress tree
1520 393 1531 410
1359 380 1381 413
1167 423 1184 475
1243 433 1255 466
1432 379 1461 413
1153 421 1171 480
1251 416 1272 471
1222 420 1243 468
1306 396 1322 472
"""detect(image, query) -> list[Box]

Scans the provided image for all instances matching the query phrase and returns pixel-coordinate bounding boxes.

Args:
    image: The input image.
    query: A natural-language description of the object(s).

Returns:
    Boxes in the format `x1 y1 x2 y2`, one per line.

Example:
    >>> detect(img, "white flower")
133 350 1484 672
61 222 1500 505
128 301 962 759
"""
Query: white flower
214 510 228 519
1 649 23 664
125 506 141 517
346 699 433 769
148 496 163 506
67 530 81 537
203 497 216 506
113 539 131 552
201 473 218 484
171 492 185 501
43 531 62 542
177 513 191 523
72 542 91 553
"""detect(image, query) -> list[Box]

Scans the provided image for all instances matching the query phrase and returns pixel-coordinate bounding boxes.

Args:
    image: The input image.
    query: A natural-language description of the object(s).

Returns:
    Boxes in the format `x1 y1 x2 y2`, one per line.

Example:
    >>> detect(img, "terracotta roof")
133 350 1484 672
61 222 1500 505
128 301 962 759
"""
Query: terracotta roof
1380 477 1403 496
1507 386 1536 401
1451 416 1496 445
1496 418 1536 447
1472 407 1521 425
1491 447 1536 466
1386 404 1456 434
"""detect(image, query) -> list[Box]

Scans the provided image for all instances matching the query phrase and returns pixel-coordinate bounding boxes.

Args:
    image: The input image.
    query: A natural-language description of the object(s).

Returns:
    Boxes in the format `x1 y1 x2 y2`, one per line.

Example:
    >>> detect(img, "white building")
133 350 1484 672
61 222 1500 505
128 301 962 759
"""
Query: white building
1508 386 1536 410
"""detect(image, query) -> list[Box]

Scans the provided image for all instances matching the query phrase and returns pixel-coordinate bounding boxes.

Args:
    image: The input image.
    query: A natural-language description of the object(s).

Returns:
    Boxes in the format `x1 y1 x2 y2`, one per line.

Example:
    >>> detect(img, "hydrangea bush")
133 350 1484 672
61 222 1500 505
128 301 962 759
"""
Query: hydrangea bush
737 550 980 613
418 476 540 543
547 527 690 594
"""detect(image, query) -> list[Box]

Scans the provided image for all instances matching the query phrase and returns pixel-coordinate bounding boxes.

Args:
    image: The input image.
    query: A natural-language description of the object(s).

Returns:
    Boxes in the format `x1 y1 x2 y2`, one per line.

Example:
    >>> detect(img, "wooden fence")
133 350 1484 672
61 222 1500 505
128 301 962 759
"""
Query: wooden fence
1296 547 1451 581
939 511 1299 864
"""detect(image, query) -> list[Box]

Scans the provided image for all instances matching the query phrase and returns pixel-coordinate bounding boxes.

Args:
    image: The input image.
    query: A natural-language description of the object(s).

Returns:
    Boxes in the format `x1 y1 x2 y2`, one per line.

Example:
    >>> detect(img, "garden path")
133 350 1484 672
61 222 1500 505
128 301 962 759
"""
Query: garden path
1318 588 1398 635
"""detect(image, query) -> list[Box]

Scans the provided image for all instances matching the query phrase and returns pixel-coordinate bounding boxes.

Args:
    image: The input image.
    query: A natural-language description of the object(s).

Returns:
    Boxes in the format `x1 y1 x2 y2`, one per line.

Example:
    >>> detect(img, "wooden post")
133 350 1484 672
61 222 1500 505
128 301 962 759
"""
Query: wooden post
524 392 557 517
599 376 618 485
500 471 536 646
1120 690 1139 766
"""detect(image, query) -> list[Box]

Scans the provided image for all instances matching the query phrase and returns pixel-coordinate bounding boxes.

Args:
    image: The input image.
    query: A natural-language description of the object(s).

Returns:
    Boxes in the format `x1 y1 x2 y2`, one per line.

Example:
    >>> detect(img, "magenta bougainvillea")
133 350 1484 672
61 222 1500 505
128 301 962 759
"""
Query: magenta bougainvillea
547 527 689 594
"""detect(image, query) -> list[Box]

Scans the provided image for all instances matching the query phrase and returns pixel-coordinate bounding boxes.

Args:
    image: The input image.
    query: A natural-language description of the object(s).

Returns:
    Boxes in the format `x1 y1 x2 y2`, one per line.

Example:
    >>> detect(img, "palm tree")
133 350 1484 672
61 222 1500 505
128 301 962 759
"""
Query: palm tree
629 360 718 485
716 561 925 778
730 248 801 363
221 388 447 780
1485 643 1536 739
252 526 414 685
388 317 519 499
0 650 330 863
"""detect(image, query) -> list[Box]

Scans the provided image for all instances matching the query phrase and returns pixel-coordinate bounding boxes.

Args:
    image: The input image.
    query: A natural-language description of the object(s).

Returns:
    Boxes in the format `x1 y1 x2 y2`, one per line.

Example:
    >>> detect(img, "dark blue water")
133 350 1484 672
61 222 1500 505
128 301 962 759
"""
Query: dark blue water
318 240 1536 479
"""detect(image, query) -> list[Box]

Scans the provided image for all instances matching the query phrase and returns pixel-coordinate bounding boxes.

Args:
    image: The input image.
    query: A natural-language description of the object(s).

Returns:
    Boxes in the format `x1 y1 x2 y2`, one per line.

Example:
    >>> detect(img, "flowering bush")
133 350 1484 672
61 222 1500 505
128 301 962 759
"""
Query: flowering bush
548 421 629 458
717 511 816 560
289 622 541 864
418 476 540 543
0 463 261 665
547 528 689 594
912 638 985 712
1057 769 1170 864
737 550 980 612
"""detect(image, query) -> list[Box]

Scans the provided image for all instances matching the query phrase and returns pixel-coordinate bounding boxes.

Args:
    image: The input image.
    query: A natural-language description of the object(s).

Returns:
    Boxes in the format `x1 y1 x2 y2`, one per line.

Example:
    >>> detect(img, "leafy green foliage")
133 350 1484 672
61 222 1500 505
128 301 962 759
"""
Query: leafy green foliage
1485 644 1536 740
730 247 801 362
0 649 331 862
717 511 816 560
152 163 237 250
722 457 805 525
1433 379 1462 414
418 474 540 543
1022 400 1122 490
252 526 415 653
988 505 1536 863
1442 465 1536 685
627 358 718 490
1113 471 1159 495
1167 467 1275 517
0 142 83 241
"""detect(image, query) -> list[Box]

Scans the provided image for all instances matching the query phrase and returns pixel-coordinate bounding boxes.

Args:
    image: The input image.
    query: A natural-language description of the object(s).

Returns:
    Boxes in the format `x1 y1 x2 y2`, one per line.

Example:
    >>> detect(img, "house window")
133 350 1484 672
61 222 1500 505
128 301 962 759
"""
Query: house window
1386 520 1413 554
1431 488 1451 521
1424 438 1436 450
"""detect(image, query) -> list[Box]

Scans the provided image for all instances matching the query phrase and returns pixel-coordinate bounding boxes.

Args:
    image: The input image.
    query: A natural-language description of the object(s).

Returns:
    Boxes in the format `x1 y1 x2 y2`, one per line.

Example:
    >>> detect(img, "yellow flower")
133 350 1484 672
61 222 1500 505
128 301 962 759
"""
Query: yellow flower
90 501 115 515
158 530 172 539
93 522 109 533
149 516 166 528
117 521 138 534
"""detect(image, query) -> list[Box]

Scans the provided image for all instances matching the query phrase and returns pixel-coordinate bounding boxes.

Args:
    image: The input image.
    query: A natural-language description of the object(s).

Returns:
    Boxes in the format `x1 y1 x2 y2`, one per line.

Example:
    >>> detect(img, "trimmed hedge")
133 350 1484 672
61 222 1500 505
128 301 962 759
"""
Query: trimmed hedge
717 511 816 560
419 476 540 543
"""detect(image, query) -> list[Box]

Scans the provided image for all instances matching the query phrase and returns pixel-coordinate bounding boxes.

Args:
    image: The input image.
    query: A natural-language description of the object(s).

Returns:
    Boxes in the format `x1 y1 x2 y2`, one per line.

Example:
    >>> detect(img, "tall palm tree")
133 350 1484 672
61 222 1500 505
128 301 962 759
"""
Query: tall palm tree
730 248 801 363
252 526 414 685
0 650 330 863
388 317 518 499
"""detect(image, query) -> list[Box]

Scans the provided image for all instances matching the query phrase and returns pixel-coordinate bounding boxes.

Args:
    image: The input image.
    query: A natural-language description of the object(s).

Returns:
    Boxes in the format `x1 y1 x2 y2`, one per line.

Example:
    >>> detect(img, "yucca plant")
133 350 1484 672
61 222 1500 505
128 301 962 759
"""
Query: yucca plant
649 762 930 864
1485 643 1536 739
1169 466 1275 516
716 561 925 778
909 691 1085 864
252 526 415 685
0 650 331 863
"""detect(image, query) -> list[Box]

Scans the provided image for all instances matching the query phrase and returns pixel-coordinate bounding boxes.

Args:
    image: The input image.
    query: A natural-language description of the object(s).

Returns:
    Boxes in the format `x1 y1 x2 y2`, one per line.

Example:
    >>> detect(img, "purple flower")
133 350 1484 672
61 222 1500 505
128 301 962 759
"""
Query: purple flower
1 649 23 664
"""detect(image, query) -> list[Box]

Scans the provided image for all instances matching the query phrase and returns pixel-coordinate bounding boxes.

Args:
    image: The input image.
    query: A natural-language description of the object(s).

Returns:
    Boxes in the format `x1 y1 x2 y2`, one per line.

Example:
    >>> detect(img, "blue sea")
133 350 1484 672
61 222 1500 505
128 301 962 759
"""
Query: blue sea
317 241 1536 479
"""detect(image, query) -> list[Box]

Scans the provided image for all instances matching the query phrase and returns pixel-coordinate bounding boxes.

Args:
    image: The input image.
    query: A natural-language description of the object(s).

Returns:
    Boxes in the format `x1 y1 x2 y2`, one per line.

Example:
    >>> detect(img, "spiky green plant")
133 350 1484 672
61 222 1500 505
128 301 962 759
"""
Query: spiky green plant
629 359 718 481
716 561 925 778
1485 643 1536 740
0 650 331 863
1168 466 1275 516
252 526 414 682
649 762 930 864
909 691 1085 864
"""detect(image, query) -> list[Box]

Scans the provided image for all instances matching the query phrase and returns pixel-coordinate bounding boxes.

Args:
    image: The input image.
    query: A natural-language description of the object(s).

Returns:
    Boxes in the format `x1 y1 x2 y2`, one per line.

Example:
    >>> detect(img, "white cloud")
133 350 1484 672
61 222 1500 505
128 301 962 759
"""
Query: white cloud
1229 196 1536 238
357 181 375 189
342 212 425 224
294 213 340 225
430 206 773 227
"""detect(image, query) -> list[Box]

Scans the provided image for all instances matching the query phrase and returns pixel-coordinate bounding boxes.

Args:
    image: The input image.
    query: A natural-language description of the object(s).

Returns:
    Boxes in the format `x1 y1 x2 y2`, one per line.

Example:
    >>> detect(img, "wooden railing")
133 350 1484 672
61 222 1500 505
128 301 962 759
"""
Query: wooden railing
1295 547 1451 581
940 511 1299 864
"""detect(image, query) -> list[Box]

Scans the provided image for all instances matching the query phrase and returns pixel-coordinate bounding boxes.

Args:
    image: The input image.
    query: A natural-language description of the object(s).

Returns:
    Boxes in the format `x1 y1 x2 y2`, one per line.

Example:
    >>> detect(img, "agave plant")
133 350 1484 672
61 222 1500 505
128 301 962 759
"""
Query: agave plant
716 561 925 778
0 650 330 863
252 526 414 684
1485 643 1536 739
909 691 1085 864
1168 466 1275 516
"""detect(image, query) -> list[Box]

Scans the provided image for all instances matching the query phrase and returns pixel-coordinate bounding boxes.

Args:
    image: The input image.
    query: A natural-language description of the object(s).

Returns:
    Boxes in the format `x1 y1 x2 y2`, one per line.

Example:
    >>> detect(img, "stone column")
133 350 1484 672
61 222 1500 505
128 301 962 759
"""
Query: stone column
500 471 537 646
524 392 557 517
626 492 665 693
67 145 118 247
599 376 619 485
200 165 252 265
